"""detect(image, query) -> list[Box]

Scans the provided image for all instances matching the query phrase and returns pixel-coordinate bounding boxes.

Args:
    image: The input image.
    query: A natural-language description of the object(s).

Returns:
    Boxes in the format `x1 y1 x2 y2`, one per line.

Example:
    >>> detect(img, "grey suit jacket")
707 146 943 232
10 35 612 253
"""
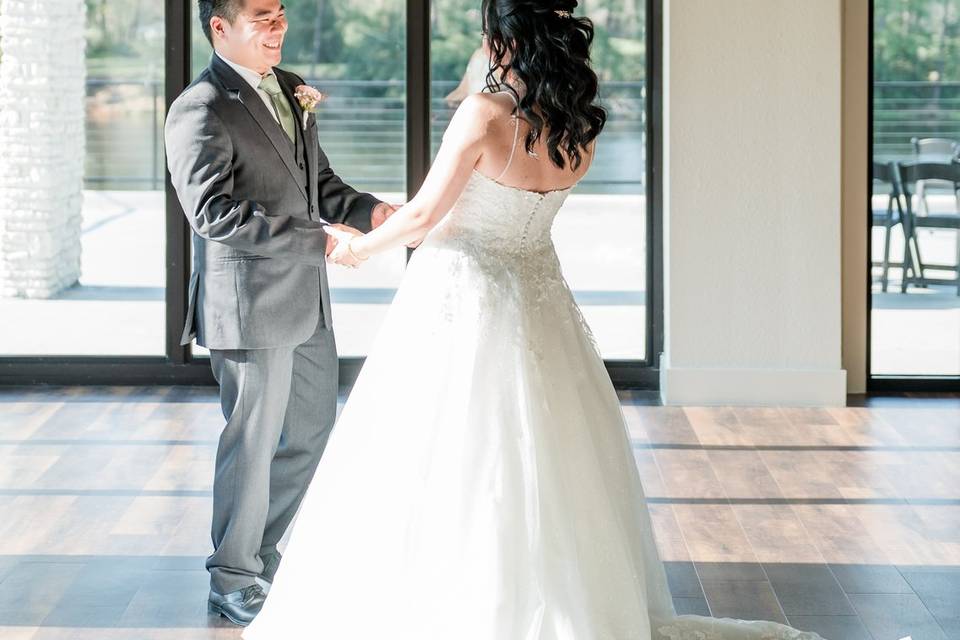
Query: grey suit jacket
165 54 380 350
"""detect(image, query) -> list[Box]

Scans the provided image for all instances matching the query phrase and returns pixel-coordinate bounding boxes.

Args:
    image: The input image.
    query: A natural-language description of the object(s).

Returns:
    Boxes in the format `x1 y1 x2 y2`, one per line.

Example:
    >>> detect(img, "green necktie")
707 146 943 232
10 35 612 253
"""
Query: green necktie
258 73 296 143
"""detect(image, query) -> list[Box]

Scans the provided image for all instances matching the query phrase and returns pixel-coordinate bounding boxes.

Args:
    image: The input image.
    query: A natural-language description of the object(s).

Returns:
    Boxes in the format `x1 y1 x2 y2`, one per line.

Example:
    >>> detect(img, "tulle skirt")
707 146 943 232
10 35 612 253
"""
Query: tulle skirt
243 240 821 640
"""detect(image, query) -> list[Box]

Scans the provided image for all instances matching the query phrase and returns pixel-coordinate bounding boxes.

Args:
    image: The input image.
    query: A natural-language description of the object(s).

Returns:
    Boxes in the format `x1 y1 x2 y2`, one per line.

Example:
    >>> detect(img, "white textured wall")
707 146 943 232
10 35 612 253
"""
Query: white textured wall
0 0 86 298
660 0 846 405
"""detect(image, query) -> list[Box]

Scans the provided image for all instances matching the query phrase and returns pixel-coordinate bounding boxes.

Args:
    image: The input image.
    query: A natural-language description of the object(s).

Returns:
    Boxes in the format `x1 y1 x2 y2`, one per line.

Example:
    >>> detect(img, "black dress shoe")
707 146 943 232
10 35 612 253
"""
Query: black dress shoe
208 584 266 626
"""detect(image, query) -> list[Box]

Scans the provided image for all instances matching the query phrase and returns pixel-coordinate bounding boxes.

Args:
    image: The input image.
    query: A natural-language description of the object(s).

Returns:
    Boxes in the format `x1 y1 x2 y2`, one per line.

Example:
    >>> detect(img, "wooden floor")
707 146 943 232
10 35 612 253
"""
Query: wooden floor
0 386 957 640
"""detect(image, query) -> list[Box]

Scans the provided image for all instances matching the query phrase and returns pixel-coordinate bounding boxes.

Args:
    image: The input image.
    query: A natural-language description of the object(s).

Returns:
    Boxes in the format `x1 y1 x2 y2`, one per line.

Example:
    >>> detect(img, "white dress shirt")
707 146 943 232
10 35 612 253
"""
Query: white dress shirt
216 51 285 125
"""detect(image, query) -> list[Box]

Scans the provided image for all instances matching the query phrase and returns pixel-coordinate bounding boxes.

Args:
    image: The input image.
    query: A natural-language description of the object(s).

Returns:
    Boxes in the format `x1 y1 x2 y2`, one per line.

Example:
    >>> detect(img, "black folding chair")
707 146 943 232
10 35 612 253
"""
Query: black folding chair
898 161 960 295
911 137 960 216
871 161 908 292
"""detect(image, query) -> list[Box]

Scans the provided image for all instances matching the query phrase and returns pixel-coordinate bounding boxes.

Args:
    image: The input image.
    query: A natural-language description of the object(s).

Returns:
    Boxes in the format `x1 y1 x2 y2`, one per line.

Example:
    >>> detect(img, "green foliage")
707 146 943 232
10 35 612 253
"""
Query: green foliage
873 0 960 156
282 0 345 65
583 0 646 82
327 0 406 91
84 0 163 69
430 0 483 83
874 0 960 82
82 0 645 84
72 0 960 86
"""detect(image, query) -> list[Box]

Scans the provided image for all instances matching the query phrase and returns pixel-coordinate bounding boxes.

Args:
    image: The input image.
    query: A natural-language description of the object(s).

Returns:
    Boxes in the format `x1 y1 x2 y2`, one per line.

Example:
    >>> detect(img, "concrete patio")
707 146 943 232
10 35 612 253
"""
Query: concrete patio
0 190 646 359
3 189 957 376
869 193 960 376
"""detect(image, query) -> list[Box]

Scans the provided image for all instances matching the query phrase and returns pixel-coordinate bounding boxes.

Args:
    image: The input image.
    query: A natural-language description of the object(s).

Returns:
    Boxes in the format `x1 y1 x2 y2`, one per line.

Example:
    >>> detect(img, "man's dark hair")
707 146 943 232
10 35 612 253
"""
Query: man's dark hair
198 0 244 46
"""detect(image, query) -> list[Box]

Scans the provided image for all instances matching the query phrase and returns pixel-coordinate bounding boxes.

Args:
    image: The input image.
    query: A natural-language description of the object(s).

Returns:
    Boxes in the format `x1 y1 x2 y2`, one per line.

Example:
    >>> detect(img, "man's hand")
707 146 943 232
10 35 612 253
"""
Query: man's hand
325 223 363 257
371 202 402 229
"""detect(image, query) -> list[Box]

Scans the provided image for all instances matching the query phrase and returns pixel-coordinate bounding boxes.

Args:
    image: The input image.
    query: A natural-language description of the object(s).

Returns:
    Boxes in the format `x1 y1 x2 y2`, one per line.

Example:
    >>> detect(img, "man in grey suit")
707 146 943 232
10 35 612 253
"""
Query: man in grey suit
165 0 395 626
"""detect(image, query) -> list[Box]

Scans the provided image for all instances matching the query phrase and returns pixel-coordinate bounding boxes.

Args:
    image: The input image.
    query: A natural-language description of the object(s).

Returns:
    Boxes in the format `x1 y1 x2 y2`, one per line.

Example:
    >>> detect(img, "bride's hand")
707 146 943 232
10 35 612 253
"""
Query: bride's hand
324 224 366 268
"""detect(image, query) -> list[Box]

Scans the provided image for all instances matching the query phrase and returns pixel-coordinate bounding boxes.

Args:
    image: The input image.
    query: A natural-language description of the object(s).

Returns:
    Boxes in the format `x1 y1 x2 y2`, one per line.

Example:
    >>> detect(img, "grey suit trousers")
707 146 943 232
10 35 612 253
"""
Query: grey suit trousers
206 318 338 594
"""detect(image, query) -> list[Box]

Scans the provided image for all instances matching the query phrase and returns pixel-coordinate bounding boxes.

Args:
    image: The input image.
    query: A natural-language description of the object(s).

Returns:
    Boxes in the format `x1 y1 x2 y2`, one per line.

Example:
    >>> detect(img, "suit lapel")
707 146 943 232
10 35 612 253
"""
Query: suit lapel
209 56 308 204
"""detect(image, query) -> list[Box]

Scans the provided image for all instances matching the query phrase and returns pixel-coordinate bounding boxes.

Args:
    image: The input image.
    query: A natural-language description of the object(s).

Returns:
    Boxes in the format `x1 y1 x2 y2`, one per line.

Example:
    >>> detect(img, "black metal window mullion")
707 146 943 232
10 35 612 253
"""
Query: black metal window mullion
166 0 193 365
866 0 874 389
406 0 431 260
603 0 662 388
648 0 664 374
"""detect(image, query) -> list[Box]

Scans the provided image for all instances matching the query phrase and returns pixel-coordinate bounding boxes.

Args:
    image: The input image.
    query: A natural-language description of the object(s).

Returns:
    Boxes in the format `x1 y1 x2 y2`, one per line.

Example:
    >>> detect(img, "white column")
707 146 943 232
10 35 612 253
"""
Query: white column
0 0 86 298
841 0 869 394
660 0 847 406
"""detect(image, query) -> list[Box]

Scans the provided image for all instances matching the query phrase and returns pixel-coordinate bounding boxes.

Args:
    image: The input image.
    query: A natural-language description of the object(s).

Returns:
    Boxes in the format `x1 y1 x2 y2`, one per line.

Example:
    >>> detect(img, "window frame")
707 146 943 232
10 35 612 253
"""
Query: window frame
866 0 960 392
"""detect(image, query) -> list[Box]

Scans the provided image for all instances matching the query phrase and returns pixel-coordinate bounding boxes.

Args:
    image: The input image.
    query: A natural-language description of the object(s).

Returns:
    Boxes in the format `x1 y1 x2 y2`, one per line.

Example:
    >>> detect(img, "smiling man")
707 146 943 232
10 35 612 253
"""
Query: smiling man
164 0 396 627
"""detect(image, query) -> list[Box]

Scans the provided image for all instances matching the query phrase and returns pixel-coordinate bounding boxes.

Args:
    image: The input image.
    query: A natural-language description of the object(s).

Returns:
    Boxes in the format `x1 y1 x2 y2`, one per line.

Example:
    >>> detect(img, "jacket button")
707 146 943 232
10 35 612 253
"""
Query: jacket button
299 162 305 169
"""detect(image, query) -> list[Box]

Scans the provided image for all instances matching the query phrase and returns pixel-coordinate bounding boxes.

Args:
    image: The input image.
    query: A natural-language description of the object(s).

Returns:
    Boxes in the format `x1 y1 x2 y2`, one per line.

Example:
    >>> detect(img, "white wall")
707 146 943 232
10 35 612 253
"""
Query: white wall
660 0 846 406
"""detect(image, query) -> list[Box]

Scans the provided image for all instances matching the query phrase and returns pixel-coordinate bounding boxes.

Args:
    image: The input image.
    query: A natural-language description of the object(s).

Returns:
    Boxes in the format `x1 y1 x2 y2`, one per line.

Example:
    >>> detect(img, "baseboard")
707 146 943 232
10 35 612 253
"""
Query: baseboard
659 366 848 406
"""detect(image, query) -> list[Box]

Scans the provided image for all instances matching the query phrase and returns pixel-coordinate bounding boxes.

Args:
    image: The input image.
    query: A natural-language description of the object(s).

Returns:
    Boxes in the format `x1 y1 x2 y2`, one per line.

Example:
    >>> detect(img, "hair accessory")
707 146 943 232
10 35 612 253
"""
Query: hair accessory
554 9 572 18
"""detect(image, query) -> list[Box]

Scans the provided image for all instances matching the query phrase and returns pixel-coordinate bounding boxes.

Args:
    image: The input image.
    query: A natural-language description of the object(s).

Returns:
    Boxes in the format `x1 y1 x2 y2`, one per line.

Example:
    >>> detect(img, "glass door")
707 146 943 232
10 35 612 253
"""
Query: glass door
871 0 960 379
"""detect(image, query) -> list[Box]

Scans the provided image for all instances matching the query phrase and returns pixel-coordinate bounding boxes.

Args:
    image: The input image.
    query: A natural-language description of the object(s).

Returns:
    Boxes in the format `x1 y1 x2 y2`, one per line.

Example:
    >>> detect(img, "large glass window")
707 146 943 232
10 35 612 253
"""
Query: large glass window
871 0 960 377
0 1 659 382
429 0 648 360
190 0 407 357
0 1 166 355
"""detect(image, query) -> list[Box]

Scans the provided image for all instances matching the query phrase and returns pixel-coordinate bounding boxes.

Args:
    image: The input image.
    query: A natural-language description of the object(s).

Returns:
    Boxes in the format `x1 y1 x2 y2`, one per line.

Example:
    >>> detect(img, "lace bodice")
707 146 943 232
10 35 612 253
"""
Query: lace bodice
425 169 573 262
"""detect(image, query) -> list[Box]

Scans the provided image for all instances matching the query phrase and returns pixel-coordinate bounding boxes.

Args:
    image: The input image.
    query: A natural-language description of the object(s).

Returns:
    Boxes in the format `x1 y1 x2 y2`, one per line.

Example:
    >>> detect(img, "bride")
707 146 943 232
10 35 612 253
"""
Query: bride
243 1 822 638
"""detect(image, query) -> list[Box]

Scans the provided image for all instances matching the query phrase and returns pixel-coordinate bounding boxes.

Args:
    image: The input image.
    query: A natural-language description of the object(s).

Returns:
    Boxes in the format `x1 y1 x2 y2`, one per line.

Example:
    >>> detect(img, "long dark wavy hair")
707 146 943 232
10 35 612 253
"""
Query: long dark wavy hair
480 0 606 171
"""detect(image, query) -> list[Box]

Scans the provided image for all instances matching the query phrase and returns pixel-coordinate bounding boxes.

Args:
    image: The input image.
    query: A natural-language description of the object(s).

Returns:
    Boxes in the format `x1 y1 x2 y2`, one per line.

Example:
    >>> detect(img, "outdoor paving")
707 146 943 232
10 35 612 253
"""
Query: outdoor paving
2 190 957 374
0 190 646 359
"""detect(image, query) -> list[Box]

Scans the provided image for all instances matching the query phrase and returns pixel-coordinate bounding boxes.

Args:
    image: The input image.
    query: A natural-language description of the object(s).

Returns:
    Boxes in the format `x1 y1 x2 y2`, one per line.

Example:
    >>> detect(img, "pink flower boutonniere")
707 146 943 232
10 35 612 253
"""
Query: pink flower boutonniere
294 84 325 130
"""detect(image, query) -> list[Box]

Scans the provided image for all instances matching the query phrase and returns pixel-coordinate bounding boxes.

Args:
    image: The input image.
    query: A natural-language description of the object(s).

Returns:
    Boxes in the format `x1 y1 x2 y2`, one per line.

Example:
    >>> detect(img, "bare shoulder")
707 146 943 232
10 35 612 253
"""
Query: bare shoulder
440 93 499 145
456 92 508 122
446 92 515 142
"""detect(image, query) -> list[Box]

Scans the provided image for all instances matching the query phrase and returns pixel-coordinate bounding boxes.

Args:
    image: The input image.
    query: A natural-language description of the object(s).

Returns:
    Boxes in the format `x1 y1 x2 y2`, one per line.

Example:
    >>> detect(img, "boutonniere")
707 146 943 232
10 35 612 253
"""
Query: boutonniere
294 84 325 130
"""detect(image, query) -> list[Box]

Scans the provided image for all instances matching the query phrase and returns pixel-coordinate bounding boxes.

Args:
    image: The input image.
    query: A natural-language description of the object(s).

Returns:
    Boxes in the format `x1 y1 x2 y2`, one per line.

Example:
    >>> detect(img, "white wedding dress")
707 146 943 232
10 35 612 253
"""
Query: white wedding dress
243 99 823 640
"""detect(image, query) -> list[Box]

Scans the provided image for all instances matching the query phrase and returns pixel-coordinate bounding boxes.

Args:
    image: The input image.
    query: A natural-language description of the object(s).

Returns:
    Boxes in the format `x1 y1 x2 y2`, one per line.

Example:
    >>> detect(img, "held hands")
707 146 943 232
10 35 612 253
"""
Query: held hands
326 202 423 267
325 223 362 258
324 202 399 268
325 224 367 268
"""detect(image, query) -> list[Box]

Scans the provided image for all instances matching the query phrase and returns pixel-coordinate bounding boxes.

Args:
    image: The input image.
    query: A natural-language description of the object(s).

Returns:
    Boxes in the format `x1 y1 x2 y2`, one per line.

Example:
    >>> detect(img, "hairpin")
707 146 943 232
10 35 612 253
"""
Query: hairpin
554 9 572 18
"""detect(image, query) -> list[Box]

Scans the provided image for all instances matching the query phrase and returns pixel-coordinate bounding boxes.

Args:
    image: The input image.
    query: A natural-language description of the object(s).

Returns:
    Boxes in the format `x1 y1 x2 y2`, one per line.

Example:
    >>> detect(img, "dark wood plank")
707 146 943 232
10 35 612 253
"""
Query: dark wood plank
786 615 873 640
763 563 856 616
849 593 949 640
